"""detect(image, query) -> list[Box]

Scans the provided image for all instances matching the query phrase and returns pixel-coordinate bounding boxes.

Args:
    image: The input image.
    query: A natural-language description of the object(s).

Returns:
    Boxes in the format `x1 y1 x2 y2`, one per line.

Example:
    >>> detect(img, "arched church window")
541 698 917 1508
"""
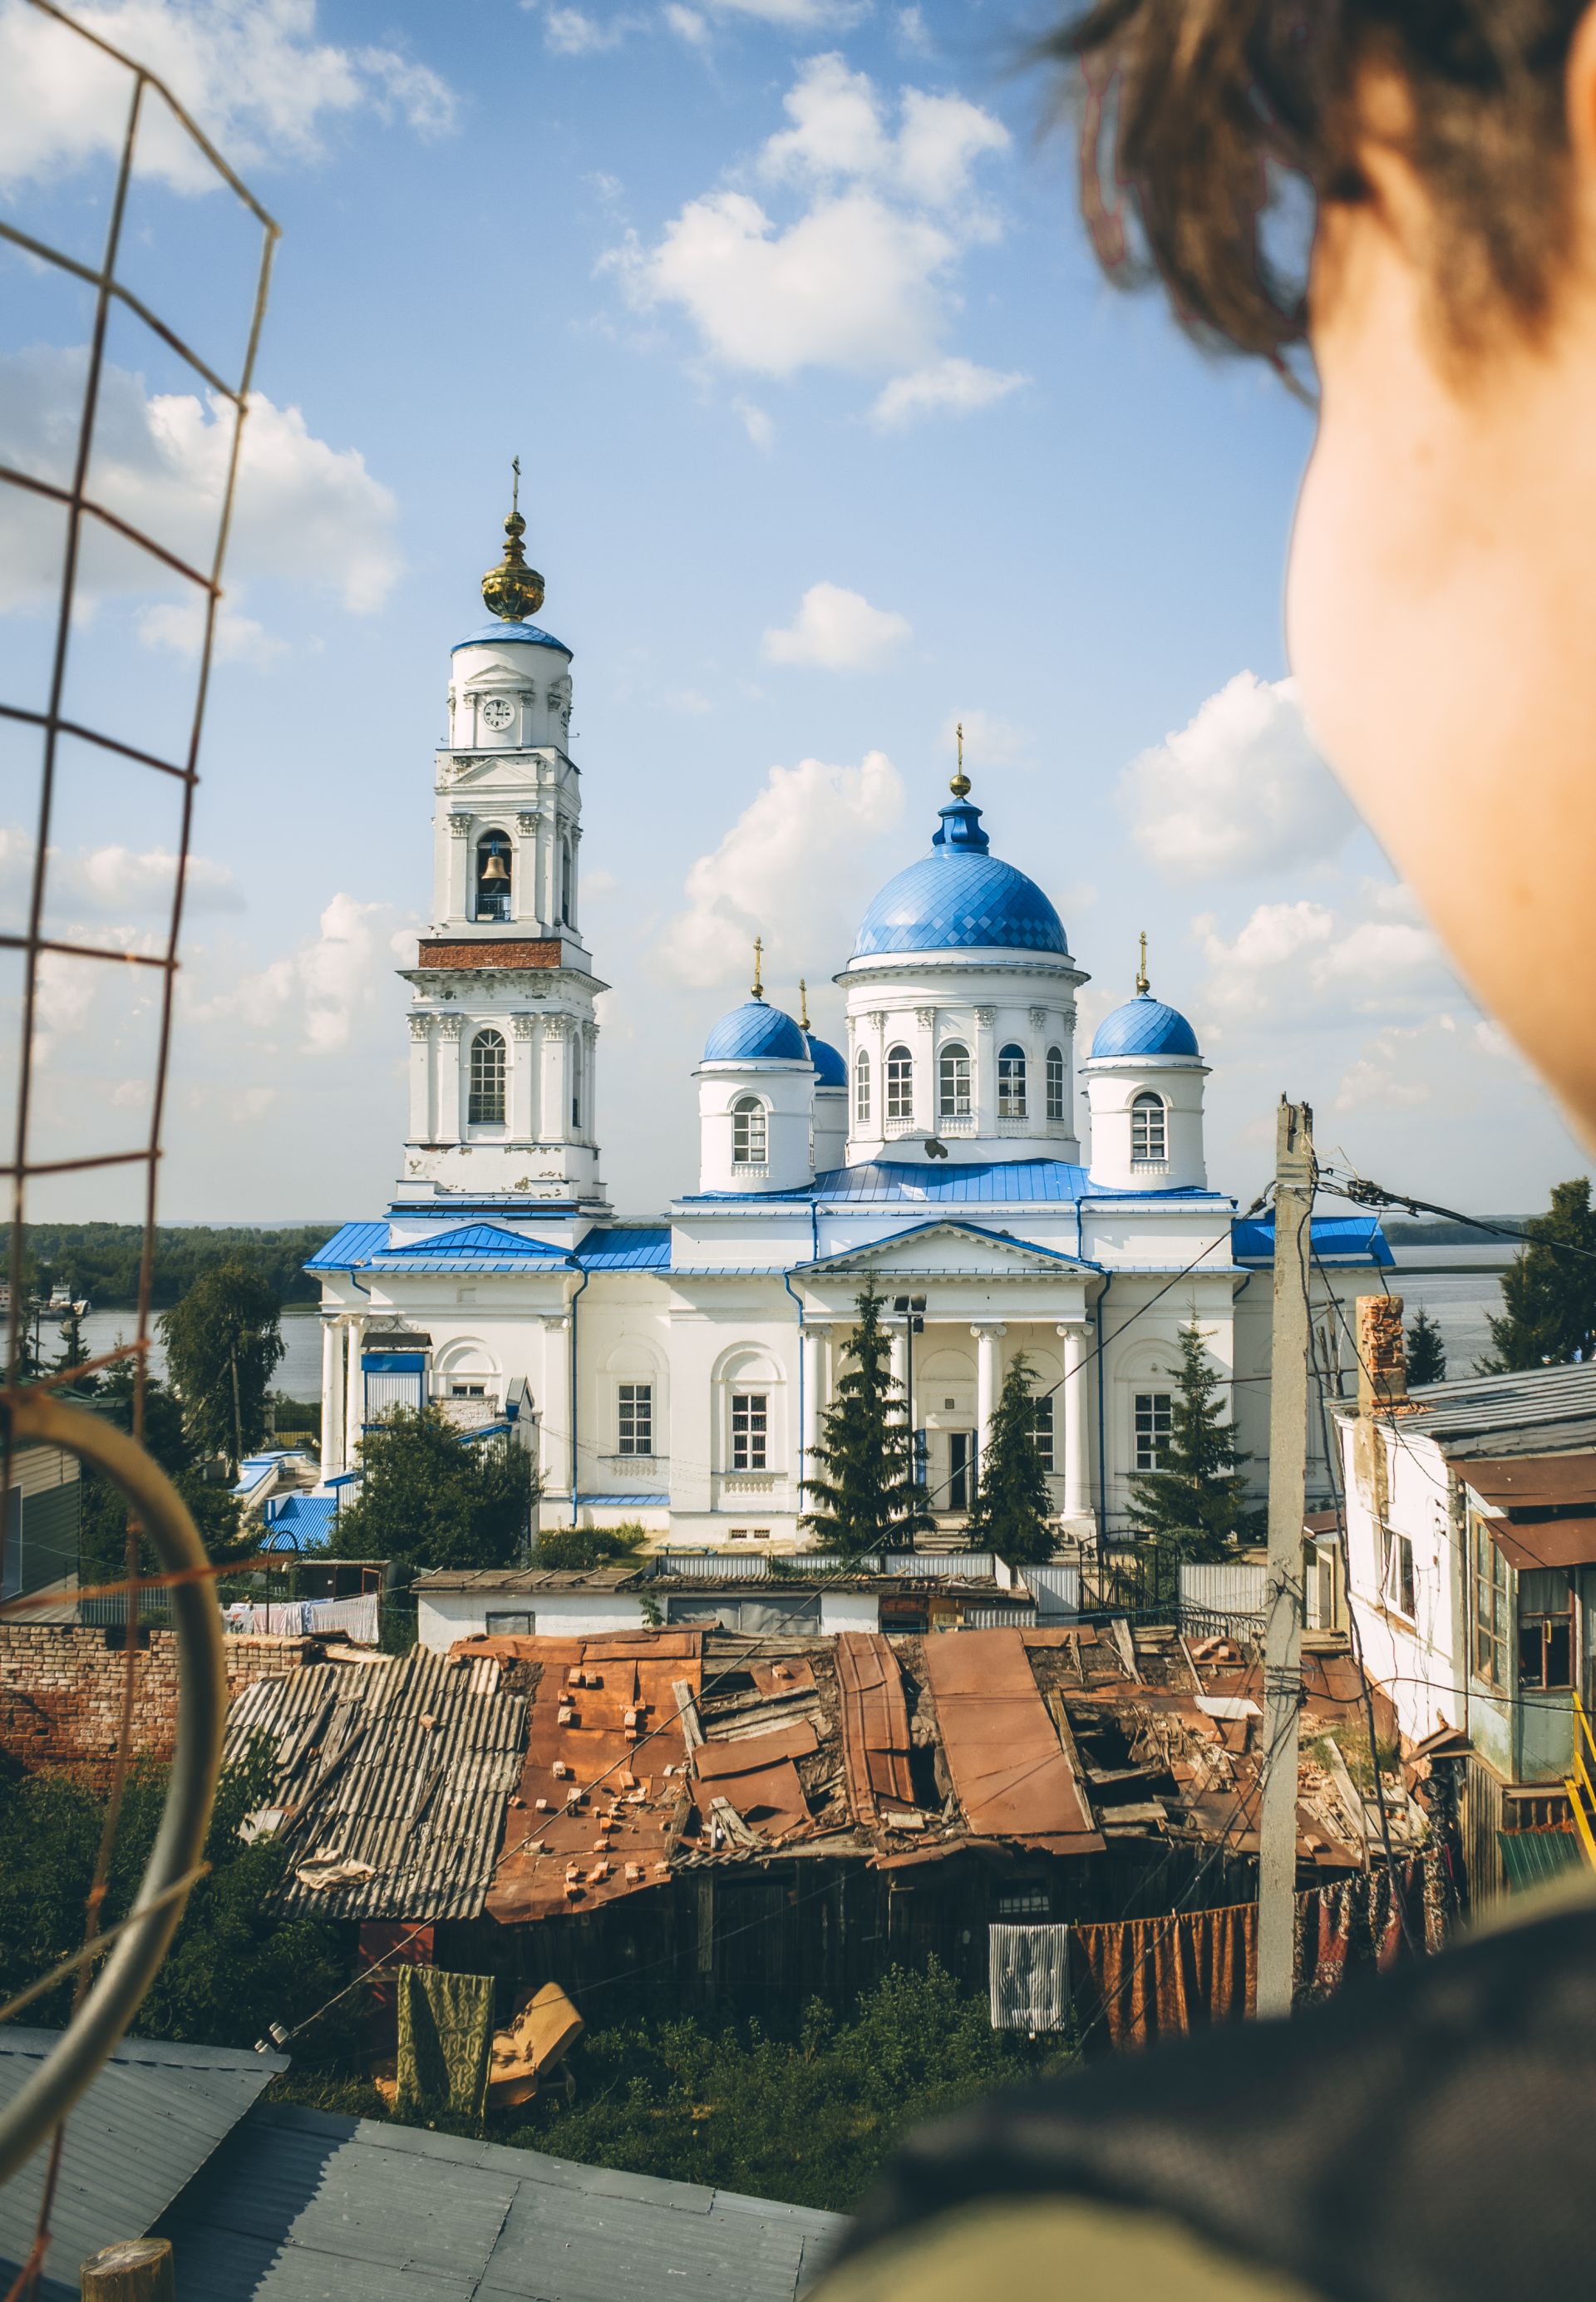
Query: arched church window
1131 1091 1167 1162
854 1049 871 1126
998 1043 1027 1118
1046 1046 1066 1122
938 1043 971 1119
885 1044 913 1122
475 831 511 923
732 1096 767 1165
469 1028 506 1124
560 836 574 928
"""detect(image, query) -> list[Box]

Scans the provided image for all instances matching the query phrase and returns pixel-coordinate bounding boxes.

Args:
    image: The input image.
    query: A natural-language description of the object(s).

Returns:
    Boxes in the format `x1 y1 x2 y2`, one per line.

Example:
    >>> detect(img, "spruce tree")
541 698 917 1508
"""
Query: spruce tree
1406 1306 1447 1386
801 1285 933 1555
1126 1323 1260 1600
1483 1179 1596 1371
965 1353 1056 1565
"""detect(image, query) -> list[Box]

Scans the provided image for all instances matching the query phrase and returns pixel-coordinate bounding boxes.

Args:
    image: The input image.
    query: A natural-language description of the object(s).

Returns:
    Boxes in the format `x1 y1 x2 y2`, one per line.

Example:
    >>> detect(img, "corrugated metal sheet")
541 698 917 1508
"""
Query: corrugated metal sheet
989 1923 1071 2032
155 2099 843 2301
1397 1363 1596 1456
0 2028 285 2302
1500 1827 1584 1893
1180 1563 1268 1626
1027 1563 1081 1619
964 1604 1039 1628
305 1220 390 1271
1232 1213 1392 1267
577 1226 672 1270
223 1650 526 1920
686 1156 1221 1206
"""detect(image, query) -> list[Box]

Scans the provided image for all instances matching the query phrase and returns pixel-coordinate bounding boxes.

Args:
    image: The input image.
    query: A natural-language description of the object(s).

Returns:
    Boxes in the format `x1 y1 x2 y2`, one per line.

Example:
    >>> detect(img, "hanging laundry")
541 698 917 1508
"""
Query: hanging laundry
396 1966 494 2120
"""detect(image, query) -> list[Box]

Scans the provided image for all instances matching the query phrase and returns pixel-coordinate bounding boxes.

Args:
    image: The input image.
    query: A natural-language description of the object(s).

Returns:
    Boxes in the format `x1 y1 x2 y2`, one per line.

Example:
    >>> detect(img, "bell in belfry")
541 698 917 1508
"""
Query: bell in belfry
481 459 544 623
480 849 510 885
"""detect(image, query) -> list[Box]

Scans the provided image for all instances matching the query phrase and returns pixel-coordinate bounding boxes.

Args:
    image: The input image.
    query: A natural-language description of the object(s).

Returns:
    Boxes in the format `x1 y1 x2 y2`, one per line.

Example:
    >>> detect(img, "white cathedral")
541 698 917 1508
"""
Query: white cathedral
310 504 1390 1548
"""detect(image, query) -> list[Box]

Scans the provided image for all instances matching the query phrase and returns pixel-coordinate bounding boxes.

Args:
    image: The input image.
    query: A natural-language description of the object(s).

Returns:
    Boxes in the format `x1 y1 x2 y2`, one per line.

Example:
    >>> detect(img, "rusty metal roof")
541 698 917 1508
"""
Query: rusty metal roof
921 1627 1104 1852
223 1649 526 1920
417 1565 645 1594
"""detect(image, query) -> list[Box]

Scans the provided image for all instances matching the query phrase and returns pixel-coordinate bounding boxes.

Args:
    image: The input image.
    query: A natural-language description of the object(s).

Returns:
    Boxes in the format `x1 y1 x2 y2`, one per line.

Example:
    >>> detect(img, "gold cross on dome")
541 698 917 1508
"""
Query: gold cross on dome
751 936 765 1001
1135 930 1150 996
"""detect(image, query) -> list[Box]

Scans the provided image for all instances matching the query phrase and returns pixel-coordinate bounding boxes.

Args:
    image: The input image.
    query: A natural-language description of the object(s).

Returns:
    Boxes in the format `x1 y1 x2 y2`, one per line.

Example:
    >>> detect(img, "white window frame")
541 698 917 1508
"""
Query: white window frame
1032 1393 1055 1472
1381 1525 1417 1621
1046 1045 1066 1123
732 1096 768 1165
938 1042 972 1120
1133 1391 1173 1472
731 1391 769 1471
885 1044 913 1122
468 1028 507 1125
618 1381 653 1457
854 1049 871 1126
998 1043 1027 1118
1130 1092 1167 1163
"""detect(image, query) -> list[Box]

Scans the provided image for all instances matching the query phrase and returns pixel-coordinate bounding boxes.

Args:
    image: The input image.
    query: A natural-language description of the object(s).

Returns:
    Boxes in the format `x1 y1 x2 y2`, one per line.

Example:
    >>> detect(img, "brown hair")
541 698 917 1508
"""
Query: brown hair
1039 0 1587 360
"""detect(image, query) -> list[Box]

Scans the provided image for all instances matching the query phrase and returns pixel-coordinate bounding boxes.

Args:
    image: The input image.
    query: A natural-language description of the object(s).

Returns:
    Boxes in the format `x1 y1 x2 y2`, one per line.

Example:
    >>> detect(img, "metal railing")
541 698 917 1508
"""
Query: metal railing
1566 1688 1596 1866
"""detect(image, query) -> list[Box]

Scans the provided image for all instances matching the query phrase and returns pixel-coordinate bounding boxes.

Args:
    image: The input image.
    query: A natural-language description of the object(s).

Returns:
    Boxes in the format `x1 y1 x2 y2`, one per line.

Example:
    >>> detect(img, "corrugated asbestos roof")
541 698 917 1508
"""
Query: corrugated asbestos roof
421 1565 645 1593
1381 1363 1596 1455
155 2099 843 2301
222 1649 526 1920
0 2028 285 2302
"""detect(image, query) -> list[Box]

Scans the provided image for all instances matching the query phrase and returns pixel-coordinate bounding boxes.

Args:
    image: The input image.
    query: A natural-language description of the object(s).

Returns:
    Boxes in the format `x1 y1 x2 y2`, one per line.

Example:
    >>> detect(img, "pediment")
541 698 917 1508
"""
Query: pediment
799 1219 1088 1279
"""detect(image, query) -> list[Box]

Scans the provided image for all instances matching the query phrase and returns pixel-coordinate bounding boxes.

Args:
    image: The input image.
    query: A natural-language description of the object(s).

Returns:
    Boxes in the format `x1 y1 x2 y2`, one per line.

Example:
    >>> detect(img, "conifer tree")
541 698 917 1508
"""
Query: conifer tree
801 1285 933 1555
965 1352 1056 1564
1406 1306 1447 1387
1482 1179 1596 1371
1126 1323 1260 1598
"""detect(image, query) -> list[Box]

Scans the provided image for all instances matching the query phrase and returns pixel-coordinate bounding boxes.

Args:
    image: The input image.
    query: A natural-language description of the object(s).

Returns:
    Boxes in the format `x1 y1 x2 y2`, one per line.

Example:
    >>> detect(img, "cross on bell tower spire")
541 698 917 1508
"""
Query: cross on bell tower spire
1135 930 1150 997
751 936 765 1002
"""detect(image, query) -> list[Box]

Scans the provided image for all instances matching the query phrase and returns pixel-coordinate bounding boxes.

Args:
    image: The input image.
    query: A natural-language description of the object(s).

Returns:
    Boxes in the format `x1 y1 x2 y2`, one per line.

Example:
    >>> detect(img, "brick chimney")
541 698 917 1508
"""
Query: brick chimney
1357 1294 1409 1415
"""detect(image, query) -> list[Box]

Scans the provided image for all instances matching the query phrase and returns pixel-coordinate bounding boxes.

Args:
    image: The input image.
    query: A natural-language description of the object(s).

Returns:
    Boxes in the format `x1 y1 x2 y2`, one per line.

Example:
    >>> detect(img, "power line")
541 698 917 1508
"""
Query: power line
1318 1169 1596 1267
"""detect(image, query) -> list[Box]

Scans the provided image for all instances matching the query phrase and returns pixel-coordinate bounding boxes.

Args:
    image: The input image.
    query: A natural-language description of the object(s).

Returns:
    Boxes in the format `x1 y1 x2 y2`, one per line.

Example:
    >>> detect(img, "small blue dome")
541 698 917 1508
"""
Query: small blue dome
1091 993 1200 1060
452 620 570 655
853 797 1068 959
702 999 809 1063
805 1032 847 1088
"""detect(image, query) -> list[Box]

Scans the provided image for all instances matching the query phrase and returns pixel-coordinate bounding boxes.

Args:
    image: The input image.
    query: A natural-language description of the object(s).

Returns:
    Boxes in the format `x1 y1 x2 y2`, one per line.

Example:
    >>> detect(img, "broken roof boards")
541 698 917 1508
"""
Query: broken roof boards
920 1626 1105 1852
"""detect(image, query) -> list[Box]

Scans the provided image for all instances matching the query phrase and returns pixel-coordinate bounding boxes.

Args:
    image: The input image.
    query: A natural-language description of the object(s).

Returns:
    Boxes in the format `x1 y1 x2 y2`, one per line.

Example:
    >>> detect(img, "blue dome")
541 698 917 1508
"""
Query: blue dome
853 797 1068 959
452 620 570 655
1091 993 1200 1060
702 1000 809 1063
805 1032 847 1088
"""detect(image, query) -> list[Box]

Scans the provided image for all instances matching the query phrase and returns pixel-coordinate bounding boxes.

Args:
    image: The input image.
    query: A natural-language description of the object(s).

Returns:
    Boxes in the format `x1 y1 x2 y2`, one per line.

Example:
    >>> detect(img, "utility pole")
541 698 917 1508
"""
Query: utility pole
1257 1097 1315 2019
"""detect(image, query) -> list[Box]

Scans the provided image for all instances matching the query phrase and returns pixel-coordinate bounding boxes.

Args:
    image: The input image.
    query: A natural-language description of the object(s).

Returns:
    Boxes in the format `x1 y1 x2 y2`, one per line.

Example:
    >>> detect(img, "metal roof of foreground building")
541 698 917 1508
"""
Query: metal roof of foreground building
155 2099 842 2301
0 2028 285 2302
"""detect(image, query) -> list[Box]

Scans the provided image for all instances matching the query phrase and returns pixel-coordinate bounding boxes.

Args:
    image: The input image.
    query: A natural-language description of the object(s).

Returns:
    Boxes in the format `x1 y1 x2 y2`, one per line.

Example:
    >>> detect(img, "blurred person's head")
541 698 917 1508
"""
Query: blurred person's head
1043 2 1596 1140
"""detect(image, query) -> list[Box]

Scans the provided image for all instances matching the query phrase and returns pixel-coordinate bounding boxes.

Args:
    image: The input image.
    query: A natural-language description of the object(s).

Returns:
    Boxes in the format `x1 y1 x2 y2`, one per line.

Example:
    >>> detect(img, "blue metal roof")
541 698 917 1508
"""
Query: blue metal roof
804 1031 848 1087
576 1491 670 1506
702 998 810 1063
577 1225 672 1271
853 798 1068 959
1232 1213 1392 1268
306 1219 390 1272
451 619 569 654
1091 993 1200 1060
682 1156 1221 1205
260 1493 339 1550
375 1222 569 1260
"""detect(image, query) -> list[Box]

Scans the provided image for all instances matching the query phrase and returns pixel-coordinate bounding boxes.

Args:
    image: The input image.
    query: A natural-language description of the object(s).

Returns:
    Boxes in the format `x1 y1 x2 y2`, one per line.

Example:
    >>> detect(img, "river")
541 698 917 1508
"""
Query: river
69 1303 324 1402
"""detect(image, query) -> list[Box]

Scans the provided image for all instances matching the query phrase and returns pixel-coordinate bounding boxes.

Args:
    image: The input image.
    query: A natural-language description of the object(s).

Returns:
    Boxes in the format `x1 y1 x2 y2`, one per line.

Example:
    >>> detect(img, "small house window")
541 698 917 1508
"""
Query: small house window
485 1610 534 1636
732 1392 768 1470
468 1028 506 1124
451 1383 486 1398
998 1043 1027 1117
938 1042 971 1119
1472 1515 1511 1685
475 831 511 922
996 1886 1052 1918
1130 1092 1166 1162
618 1382 653 1456
1046 1046 1066 1122
854 1049 870 1126
1032 1393 1055 1472
1518 1567 1574 1689
885 1044 913 1122
1381 1526 1416 1619
1133 1392 1172 1472
732 1096 767 1164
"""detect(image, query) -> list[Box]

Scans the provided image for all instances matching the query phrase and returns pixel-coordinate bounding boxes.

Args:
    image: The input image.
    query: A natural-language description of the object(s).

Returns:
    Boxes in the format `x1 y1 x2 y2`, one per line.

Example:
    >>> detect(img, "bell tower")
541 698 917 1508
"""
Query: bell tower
396 476 608 1207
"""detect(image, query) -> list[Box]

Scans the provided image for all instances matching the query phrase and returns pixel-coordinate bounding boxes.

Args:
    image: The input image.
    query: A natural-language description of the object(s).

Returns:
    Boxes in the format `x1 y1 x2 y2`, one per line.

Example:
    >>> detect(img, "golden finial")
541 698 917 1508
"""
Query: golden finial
480 457 545 623
1135 930 1150 997
799 977 810 1031
751 936 765 1002
949 718 971 801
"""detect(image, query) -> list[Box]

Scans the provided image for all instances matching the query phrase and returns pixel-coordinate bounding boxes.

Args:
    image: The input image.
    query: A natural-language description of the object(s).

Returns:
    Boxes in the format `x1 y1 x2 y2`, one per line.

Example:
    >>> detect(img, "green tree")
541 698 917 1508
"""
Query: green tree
966 1352 1056 1565
1126 1323 1261 1596
1483 1179 1596 1371
337 1406 538 1578
534 1521 649 1570
801 1287 933 1555
78 1359 249 1595
1406 1306 1447 1386
160 1255 284 1476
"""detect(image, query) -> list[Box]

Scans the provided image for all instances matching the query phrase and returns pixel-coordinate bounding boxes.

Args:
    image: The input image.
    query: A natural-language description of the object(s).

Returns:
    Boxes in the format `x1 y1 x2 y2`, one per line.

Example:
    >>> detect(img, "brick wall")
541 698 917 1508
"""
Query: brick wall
0 1624 314 1784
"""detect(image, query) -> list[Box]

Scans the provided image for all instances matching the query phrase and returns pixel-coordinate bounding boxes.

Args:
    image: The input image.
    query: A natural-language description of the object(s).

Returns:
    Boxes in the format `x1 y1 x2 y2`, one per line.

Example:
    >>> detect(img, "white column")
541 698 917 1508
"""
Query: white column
343 1315 366 1462
912 1006 936 1134
511 1014 538 1139
582 1019 598 1146
973 1008 998 1137
1057 1319 1091 1518
889 1324 909 1395
801 1324 825 1472
448 815 473 920
515 811 539 924
972 1322 1006 1469
436 1016 463 1141
321 1318 343 1477
407 1014 431 1140
544 1017 569 1145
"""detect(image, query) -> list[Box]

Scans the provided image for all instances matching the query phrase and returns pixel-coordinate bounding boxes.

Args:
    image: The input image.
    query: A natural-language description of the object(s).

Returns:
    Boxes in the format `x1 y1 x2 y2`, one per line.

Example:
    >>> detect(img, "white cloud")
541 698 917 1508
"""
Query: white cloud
664 3 710 42
895 5 932 52
700 0 865 22
137 599 289 667
734 397 776 450
938 707 1032 770
185 891 417 1055
758 57 1007 211
660 749 904 987
871 356 1027 429
0 0 456 192
762 580 910 671
1195 888 1449 1028
0 824 241 918
543 6 642 52
1122 672 1357 880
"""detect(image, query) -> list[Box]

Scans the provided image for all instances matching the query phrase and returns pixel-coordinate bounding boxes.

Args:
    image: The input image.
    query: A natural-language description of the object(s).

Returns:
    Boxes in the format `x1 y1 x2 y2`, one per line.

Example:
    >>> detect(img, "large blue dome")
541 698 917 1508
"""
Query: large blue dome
805 1031 847 1087
853 797 1068 959
1091 993 1200 1060
452 620 570 654
703 999 809 1063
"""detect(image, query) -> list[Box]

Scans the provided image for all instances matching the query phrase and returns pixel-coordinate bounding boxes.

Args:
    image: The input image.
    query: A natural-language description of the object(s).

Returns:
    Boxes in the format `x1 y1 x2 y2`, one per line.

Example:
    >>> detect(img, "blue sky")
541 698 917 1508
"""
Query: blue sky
1 0 1589 1223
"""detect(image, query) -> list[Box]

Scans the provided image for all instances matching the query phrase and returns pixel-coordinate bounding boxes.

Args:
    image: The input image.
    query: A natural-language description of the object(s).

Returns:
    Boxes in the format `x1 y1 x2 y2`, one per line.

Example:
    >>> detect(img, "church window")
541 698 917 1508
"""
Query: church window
998 1043 1027 1117
854 1049 871 1126
938 1043 971 1119
1130 1092 1166 1162
1134 1392 1173 1471
475 831 511 923
885 1044 913 1121
732 1096 767 1164
468 1029 506 1124
1046 1046 1066 1122
1032 1393 1055 1471
560 836 574 927
618 1382 653 1456
732 1392 768 1470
